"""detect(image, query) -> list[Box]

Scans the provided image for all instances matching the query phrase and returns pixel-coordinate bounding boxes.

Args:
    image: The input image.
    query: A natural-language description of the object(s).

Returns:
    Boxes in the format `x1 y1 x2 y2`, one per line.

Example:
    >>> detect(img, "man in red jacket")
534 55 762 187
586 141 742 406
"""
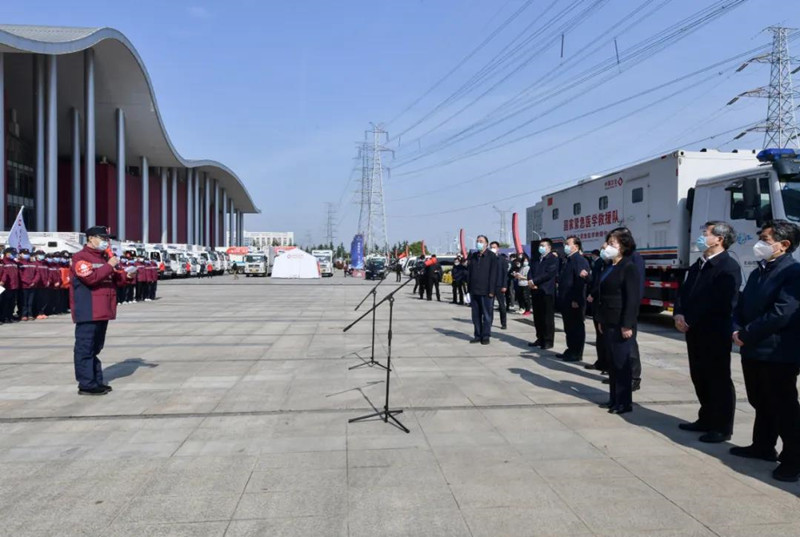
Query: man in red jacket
17 248 40 321
71 226 133 395
0 247 21 323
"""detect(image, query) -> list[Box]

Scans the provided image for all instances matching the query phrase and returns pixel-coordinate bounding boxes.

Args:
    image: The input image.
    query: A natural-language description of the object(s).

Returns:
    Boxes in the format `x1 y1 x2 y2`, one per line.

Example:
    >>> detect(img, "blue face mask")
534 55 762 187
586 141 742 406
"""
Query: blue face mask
538 245 547 255
475 242 485 251
36 255 45 261
564 244 573 255
695 235 710 252
21 254 30 260
98 240 109 251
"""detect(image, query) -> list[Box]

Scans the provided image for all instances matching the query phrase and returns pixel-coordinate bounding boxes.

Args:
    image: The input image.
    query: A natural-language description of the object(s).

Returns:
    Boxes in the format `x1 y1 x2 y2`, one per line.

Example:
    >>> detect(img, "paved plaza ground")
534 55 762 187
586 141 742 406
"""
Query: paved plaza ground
0 273 799 536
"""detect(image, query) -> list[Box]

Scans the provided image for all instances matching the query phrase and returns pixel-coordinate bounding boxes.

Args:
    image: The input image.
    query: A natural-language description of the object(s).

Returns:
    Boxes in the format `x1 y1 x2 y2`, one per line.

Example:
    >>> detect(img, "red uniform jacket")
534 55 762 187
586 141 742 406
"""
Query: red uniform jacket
18 259 41 289
1 258 20 290
69 245 126 323
35 261 49 288
47 263 61 288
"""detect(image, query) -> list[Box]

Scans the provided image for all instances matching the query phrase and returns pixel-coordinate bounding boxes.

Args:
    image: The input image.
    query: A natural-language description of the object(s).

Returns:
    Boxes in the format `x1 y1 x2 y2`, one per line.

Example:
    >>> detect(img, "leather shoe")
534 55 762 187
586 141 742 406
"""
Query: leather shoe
541 344 554 350
772 463 800 482
608 405 633 415
469 338 481 344
529 339 542 347
699 432 731 443
729 445 779 462
678 421 711 432
584 363 599 370
78 386 108 396
101 384 113 392
601 378 610 384
598 400 613 409
481 339 490 345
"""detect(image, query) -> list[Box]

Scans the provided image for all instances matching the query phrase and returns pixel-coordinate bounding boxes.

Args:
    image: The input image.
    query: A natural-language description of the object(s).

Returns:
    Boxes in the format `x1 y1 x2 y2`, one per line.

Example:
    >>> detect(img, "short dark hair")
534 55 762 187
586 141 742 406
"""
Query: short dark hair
762 220 800 253
540 238 553 248
477 235 489 243
490 241 500 248
607 228 636 256
705 221 736 249
591 249 601 256
565 235 582 251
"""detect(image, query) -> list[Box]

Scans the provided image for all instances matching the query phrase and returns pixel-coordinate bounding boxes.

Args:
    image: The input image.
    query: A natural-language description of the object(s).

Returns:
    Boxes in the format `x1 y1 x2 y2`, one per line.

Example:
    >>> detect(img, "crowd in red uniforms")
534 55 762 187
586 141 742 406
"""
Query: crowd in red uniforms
0 247 161 324
0 247 73 323
114 253 160 305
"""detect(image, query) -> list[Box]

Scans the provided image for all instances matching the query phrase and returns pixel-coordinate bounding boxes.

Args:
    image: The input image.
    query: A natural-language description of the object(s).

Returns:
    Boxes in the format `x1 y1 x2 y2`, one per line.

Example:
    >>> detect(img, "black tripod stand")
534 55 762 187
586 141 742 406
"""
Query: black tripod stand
344 277 412 433
349 277 388 371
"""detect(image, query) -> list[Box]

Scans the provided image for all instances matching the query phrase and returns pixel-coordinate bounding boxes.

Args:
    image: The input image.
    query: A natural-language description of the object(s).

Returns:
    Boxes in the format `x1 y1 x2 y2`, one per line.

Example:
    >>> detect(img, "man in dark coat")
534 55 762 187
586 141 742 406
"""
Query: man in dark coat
556 236 590 362
674 221 741 443
731 220 800 482
425 254 442 301
467 235 498 345
526 238 559 349
490 242 509 330
451 255 467 304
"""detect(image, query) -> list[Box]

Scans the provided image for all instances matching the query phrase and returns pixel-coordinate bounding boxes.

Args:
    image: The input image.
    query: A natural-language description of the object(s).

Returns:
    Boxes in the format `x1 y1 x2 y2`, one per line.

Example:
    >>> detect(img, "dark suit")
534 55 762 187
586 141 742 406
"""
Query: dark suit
425 261 442 301
674 251 741 435
557 252 590 360
596 256 641 409
589 257 609 371
495 255 510 328
529 251 559 347
733 253 800 464
467 250 498 341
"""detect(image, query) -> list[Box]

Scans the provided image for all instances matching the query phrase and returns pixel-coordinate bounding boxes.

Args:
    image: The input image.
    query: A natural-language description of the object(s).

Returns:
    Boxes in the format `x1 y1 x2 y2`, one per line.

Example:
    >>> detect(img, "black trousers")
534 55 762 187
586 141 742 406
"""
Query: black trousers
592 316 609 370
426 279 440 301
73 320 108 390
631 330 642 380
135 282 145 302
413 275 421 294
531 291 555 345
496 290 507 328
603 324 634 408
21 288 36 318
1 288 17 321
396 271 402 282
686 330 735 434
742 359 800 464
452 282 465 304
470 295 494 340
506 283 515 310
516 286 530 311
561 304 586 359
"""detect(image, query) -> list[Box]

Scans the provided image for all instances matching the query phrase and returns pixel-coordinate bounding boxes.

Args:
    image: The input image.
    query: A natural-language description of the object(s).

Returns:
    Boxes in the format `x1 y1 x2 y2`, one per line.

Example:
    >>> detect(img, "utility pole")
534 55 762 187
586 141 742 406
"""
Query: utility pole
356 123 393 254
324 202 336 247
493 205 512 245
728 26 800 149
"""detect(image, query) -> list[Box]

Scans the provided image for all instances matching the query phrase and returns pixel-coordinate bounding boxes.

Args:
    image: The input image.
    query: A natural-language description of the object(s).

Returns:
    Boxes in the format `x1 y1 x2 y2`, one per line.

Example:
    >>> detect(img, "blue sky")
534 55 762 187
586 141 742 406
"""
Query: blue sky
2 1 798 250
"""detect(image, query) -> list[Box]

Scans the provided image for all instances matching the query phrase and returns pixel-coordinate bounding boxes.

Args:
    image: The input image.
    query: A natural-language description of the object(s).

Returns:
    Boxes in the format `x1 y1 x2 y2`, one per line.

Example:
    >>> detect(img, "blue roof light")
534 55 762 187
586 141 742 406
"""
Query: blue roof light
757 148 798 162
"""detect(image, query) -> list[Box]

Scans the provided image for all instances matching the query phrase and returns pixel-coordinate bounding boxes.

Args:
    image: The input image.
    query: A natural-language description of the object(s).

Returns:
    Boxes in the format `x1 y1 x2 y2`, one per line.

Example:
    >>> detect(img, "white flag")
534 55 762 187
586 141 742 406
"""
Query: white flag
7 207 32 252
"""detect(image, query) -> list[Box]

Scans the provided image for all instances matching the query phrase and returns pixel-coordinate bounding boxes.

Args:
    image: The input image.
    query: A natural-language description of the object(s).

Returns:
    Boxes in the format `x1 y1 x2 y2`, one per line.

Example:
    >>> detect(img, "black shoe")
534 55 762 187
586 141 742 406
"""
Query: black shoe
632 378 641 392
469 338 481 344
481 339 490 345
598 400 613 409
608 405 633 415
584 363 599 370
602 378 610 384
555 352 569 359
772 463 800 482
101 384 113 392
729 445 779 462
78 386 108 396
678 421 711 432
699 431 731 443
563 355 581 362
500 325 507 330
530 339 542 347
541 344 554 350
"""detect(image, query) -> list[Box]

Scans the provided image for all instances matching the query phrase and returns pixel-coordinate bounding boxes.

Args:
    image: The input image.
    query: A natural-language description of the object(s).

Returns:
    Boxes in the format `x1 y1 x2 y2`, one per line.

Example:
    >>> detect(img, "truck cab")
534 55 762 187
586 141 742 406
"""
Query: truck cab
244 253 268 277
690 148 800 281
312 250 334 277
166 250 188 278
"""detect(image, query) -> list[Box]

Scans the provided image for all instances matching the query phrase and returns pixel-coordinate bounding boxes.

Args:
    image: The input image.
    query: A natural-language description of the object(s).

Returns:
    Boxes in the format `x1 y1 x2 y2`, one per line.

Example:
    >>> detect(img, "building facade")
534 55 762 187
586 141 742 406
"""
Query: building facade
0 25 259 246
244 231 294 249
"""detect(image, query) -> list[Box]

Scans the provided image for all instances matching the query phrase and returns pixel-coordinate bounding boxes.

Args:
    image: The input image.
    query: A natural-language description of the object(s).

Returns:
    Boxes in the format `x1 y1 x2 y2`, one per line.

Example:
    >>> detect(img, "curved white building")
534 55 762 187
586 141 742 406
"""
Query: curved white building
0 24 259 246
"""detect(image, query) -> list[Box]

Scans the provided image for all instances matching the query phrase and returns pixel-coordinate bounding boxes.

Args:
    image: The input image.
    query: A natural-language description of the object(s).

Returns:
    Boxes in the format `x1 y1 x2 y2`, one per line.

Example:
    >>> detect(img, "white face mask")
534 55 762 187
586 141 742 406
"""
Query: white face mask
490 247 498 254
601 246 619 261
753 240 776 261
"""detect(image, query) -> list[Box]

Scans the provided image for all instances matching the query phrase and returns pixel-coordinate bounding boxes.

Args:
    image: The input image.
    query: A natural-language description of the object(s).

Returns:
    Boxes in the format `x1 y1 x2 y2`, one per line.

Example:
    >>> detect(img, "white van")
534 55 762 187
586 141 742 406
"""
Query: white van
244 253 268 277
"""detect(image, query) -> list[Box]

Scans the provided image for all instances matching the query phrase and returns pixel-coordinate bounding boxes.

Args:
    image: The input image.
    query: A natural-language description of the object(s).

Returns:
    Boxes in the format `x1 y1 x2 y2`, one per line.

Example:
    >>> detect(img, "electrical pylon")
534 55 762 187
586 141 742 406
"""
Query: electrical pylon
324 202 336 247
493 205 512 245
356 124 393 254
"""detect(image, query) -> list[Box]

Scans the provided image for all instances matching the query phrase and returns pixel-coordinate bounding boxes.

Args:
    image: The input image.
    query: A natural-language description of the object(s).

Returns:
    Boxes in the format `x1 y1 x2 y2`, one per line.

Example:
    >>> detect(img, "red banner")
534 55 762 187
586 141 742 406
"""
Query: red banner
421 240 426 257
459 228 467 258
512 213 523 254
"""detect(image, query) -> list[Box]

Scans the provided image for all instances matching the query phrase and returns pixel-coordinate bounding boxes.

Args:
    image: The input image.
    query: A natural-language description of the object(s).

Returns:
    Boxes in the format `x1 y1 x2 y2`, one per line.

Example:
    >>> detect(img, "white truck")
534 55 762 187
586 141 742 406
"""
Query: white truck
528 148 800 312
244 252 268 277
312 249 334 277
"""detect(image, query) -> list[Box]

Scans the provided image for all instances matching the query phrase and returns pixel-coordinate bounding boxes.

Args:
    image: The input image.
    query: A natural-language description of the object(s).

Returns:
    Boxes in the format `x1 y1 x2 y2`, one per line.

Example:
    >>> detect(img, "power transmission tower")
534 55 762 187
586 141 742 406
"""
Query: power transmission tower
324 202 336 247
729 27 800 148
493 205 511 245
356 124 393 254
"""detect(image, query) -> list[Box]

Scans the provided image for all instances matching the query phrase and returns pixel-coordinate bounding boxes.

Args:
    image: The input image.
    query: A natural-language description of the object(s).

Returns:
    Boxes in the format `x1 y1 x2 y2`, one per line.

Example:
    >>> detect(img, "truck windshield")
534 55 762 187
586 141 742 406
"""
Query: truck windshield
245 255 265 262
781 182 800 222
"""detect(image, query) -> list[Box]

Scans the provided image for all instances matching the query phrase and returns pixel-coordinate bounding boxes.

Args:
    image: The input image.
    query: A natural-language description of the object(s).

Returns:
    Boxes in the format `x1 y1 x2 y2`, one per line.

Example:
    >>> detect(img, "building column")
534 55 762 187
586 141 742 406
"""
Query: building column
194 171 200 244
35 55 45 231
116 108 126 240
71 108 80 231
170 168 177 242
238 212 244 246
204 173 210 247
0 53 4 229
186 168 193 244
161 168 168 243
141 156 149 242
84 49 96 226
214 180 220 248
46 55 57 232
222 189 228 248
229 201 235 247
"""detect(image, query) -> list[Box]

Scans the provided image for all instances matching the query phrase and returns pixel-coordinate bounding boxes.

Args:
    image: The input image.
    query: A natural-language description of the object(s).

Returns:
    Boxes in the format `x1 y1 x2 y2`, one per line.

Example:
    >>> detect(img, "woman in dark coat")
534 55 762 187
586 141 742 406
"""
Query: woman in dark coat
594 229 641 415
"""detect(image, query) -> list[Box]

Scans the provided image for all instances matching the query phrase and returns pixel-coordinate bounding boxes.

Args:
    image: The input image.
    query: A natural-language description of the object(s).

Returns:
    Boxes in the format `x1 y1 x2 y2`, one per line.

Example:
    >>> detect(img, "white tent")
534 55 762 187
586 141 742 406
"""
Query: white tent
271 248 321 279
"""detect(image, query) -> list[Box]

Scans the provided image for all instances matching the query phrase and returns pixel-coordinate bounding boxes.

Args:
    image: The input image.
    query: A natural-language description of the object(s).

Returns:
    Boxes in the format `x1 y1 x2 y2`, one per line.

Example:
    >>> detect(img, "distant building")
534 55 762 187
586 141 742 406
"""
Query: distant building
244 231 294 249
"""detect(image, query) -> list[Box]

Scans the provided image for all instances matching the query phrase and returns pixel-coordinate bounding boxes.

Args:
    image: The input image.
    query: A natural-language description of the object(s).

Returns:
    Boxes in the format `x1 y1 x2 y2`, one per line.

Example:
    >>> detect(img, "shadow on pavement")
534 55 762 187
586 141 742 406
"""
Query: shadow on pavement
104 358 159 382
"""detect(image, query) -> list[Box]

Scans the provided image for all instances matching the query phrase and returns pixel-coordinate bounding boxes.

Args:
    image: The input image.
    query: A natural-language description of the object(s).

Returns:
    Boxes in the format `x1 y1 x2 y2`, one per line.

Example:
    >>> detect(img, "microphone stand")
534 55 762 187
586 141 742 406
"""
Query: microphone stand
344 277 412 433
349 276 388 370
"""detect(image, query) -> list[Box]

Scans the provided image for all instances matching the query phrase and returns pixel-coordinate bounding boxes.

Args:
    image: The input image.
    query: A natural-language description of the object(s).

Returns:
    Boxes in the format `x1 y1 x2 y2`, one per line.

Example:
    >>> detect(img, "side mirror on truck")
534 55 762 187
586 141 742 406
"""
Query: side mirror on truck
742 177 762 224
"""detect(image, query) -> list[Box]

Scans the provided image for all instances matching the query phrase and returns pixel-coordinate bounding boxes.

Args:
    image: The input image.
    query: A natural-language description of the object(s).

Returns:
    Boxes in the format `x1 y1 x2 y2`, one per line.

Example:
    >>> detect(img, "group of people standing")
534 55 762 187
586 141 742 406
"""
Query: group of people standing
0 247 74 323
410 254 443 301
114 254 160 305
